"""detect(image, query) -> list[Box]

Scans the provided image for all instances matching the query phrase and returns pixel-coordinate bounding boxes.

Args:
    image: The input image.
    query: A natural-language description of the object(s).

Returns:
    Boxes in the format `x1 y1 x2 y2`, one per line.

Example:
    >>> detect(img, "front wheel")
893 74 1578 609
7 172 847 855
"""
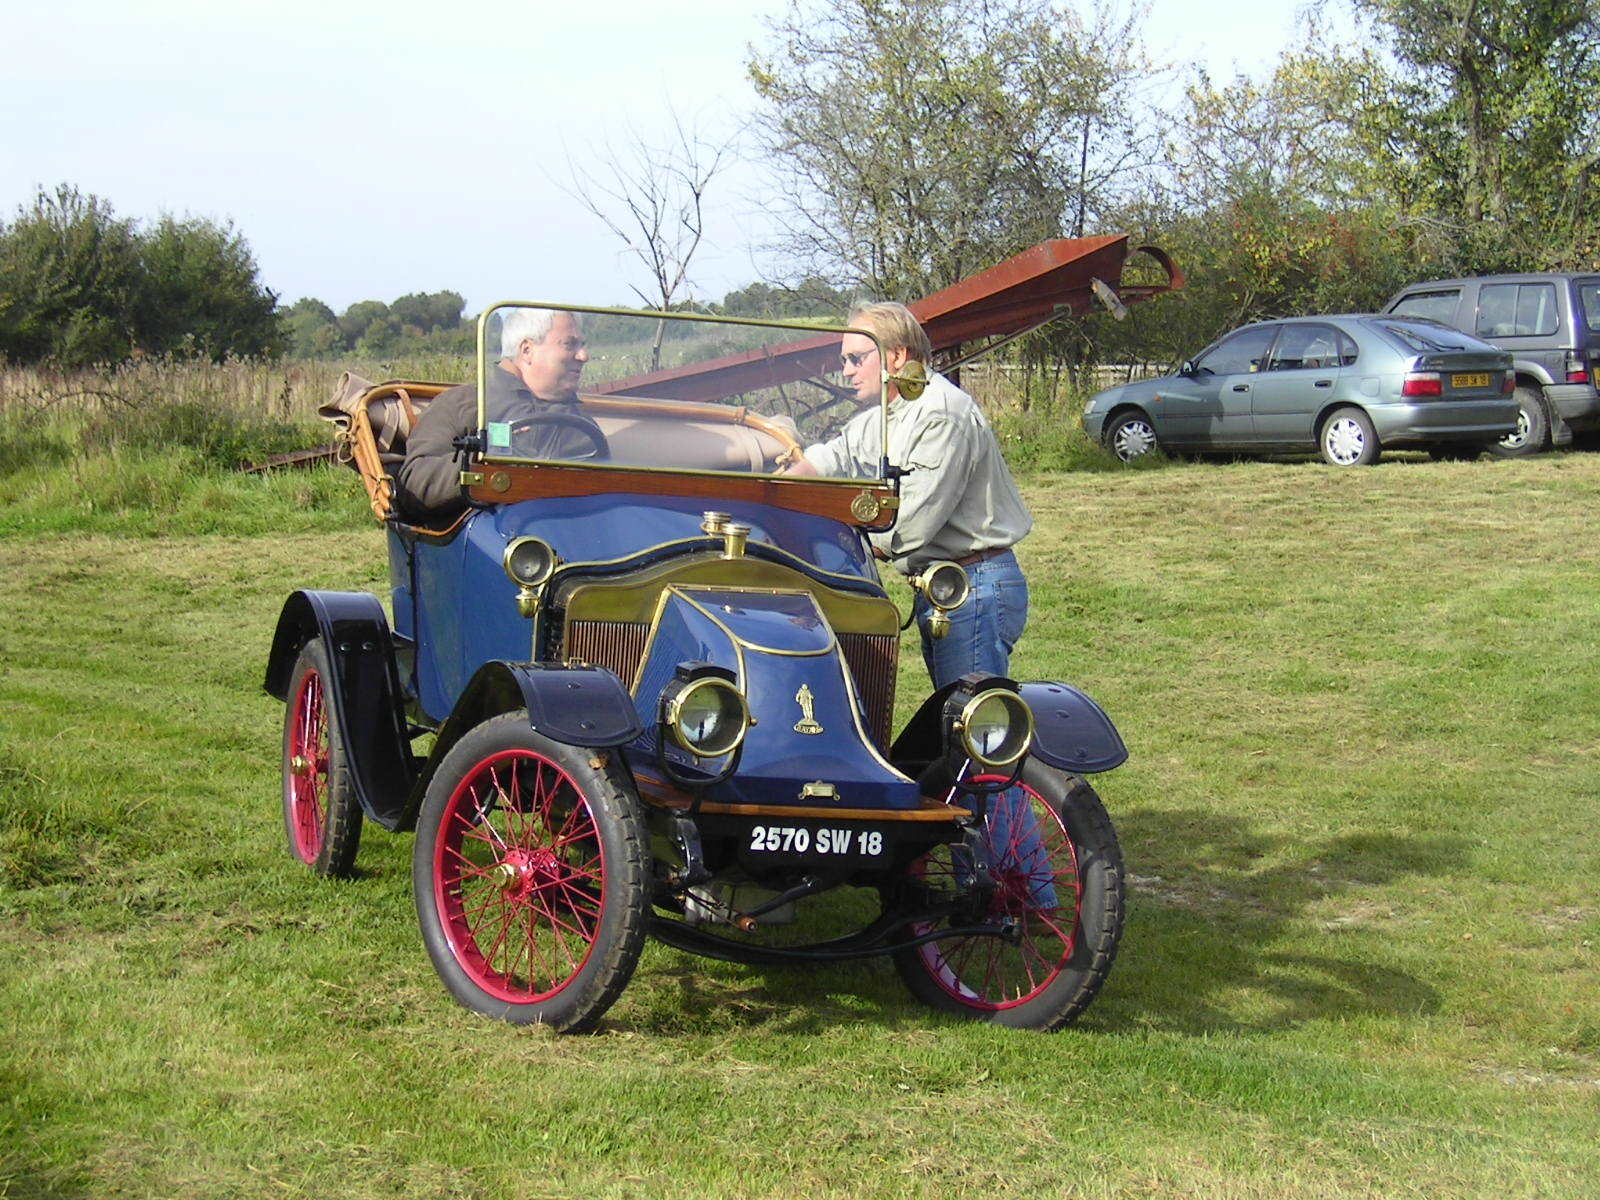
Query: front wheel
1103 410 1160 462
893 765 1125 1030
281 638 362 876
412 713 649 1031
1319 406 1380 466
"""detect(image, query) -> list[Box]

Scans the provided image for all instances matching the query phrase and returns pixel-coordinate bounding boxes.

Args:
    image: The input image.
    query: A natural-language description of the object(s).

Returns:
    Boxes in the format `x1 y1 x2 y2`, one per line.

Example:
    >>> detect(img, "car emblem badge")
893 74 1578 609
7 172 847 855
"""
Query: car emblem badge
793 683 824 734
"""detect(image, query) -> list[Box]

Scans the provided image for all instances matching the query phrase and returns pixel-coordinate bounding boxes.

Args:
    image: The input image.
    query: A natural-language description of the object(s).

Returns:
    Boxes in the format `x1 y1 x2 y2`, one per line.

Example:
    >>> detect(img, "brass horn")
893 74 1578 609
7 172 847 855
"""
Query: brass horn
889 358 929 400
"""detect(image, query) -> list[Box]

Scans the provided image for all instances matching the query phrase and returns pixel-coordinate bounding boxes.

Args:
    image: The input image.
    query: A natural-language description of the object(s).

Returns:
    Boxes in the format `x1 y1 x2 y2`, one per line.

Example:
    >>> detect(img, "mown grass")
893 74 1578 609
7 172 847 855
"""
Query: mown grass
3 448 1599 1198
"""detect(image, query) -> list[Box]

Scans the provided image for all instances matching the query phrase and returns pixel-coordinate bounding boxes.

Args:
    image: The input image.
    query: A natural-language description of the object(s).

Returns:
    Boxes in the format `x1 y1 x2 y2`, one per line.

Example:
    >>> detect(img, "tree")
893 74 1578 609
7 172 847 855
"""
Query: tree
283 297 342 357
563 107 734 367
0 185 285 367
1349 0 1600 269
747 0 1152 298
0 185 141 366
132 214 284 359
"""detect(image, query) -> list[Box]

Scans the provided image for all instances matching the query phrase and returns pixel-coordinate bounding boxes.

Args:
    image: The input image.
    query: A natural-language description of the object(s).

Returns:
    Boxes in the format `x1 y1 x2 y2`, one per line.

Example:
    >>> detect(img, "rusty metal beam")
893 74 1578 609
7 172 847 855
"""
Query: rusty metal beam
593 235 1182 402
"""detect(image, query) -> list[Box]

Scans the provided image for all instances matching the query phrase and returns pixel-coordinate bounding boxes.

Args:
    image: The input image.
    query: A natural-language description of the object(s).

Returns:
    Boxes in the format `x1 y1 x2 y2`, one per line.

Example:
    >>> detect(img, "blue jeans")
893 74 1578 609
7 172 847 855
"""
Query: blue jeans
913 549 1029 690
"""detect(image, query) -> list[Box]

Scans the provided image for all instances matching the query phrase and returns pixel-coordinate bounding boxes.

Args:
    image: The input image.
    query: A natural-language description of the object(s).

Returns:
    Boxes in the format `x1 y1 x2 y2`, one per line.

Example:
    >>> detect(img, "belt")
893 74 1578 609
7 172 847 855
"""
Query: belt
953 545 1013 568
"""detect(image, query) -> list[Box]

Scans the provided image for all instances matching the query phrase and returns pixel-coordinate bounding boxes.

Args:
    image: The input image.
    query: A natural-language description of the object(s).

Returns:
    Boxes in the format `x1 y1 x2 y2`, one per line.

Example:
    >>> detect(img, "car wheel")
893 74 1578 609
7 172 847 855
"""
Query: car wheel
413 713 649 1031
893 765 1124 1031
1319 406 1380 466
282 638 362 877
1103 411 1159 462
1487 387 1550 458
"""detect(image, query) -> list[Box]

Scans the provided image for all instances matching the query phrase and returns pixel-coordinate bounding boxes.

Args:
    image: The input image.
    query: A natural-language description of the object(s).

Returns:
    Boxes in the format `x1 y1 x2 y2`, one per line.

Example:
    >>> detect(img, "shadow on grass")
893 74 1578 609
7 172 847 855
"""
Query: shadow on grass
613 808 1462 1037
615 957 924 1038
1099 805 1464 1035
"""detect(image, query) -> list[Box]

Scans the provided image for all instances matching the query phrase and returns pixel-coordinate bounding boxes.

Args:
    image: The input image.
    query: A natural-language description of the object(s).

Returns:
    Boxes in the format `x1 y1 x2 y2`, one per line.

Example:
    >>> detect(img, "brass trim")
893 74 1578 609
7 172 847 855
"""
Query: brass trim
489 471 512 493
560 554 898 638
799 781 838 800
459 471 485 485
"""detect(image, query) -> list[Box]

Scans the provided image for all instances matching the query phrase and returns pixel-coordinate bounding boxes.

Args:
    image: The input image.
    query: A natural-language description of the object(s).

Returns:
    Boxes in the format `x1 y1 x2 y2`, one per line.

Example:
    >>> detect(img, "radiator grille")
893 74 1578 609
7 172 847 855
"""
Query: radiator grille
838 632 898 750
562 620 899 751
563 619 650 686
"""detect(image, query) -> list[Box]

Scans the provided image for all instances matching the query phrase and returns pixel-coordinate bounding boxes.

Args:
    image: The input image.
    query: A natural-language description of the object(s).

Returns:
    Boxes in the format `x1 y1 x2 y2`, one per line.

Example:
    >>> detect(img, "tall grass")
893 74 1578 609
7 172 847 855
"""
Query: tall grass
0 353 1141 534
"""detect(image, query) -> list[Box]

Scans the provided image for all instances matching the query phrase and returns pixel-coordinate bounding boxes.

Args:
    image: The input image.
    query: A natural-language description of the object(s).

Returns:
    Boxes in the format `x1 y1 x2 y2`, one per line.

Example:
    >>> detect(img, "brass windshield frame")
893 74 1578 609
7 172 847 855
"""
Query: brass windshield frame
474 302 889 485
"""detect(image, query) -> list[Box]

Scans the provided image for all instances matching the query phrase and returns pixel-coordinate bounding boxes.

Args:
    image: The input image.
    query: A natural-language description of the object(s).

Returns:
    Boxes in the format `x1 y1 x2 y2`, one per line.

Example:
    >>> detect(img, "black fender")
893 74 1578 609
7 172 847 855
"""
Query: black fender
263 590 416 830
398 661 644 831
1018 682 1127 774
890 678 1128 777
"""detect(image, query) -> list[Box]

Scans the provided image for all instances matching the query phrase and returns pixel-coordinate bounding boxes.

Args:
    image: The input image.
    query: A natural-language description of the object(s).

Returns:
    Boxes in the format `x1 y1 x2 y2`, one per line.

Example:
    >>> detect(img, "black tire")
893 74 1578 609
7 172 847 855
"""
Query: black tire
1487 386 1550 458
412 713 649 1031
281 638 362 877
1318 406 1381 466
893 765 1125 1031
1103 410 1160 462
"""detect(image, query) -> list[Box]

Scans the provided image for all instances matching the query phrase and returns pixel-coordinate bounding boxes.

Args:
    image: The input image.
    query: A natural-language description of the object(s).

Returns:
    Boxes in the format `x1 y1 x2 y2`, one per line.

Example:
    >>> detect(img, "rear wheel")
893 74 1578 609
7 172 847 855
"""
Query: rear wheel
281 638 362 877
1487 386 1550 457
893 764 1124 1030
1319 406 1380 466
413 713 649 1031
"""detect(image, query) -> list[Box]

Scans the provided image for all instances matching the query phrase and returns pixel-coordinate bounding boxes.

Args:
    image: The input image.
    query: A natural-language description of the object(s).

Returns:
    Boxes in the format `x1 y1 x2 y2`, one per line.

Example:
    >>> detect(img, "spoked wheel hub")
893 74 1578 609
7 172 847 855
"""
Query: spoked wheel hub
489 847 567 899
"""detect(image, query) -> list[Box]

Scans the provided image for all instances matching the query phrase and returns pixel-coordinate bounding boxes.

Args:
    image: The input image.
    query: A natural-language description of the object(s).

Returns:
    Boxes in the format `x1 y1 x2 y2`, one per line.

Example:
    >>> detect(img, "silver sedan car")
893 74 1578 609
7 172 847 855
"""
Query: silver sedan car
1083 316 1519 465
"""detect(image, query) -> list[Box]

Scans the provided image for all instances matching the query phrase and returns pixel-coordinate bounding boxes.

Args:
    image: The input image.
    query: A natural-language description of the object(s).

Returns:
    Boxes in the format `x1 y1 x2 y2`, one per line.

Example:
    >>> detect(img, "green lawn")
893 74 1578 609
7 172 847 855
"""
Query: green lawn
2 452 1598 1198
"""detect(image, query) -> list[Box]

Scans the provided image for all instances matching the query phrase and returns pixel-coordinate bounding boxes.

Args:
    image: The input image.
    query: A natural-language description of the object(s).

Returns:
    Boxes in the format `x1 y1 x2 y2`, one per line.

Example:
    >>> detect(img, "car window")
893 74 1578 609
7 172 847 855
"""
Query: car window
1194 326 1277 376
1578 281 1600 333
1267 323 1350 370
1371 319 1493 354
1390 290 1459 325
1476 282 1558 337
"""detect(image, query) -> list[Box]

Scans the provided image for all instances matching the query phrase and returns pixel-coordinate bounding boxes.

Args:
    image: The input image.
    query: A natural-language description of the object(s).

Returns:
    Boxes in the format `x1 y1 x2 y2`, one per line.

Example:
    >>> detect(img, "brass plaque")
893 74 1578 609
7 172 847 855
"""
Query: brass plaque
850 490 883 522
489 471 512 493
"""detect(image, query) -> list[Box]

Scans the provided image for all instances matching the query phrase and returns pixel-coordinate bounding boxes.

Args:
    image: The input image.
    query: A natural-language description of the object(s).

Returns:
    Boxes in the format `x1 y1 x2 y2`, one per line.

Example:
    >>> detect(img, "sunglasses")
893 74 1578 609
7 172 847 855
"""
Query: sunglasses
839 349 877 368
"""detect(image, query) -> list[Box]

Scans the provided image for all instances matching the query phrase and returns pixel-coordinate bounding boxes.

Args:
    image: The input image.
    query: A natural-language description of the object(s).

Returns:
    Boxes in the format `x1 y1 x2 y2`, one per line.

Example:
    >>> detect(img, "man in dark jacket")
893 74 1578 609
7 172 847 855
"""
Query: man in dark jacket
396 308 604 520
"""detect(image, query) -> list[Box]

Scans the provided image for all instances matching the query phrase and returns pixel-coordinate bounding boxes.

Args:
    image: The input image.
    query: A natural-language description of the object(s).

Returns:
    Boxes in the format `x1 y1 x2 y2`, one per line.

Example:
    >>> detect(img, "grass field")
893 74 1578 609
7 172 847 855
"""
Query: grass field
3 446 1599 1198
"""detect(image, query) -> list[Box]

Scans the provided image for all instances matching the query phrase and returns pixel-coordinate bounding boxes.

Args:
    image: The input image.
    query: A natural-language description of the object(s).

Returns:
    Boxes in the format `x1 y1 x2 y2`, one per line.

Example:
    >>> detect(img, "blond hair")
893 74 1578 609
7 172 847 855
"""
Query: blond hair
847 301 932 363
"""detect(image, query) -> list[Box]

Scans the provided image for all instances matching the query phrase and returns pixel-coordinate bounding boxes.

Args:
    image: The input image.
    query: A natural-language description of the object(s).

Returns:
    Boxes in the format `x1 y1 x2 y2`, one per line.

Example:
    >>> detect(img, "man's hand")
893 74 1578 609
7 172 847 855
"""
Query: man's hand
777 451 819 477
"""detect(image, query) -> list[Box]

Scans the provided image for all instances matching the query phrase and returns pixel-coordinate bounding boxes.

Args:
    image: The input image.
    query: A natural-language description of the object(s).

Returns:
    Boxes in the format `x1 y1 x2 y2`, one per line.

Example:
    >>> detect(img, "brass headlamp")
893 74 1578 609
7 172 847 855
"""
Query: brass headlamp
908 559 970 640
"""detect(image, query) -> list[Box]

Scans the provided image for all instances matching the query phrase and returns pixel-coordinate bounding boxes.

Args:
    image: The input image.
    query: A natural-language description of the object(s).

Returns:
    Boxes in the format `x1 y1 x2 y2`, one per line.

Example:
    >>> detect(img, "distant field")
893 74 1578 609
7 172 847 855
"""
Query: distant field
3 451 1599 1198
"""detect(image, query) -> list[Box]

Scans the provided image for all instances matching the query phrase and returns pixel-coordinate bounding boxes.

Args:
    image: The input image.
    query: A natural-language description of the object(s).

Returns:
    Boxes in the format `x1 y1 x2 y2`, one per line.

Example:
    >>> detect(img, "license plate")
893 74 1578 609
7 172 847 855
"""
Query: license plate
1452 372 1490 388
747 824 885 858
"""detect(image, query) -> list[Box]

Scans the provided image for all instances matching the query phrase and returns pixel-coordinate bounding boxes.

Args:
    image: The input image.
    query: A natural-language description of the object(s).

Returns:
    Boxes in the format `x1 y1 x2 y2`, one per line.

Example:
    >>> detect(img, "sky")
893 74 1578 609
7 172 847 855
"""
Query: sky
1 0 1338 315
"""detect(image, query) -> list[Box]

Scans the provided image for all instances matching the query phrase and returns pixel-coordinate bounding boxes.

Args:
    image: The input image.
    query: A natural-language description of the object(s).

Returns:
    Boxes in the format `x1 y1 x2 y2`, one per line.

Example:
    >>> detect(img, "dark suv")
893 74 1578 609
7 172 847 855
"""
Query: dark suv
1383 274 1600 456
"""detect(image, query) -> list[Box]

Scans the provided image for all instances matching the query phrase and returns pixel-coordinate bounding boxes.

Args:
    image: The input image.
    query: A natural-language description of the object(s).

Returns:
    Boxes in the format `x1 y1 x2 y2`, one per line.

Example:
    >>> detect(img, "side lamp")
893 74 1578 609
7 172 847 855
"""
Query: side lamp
908 559 970 640
502 536 560 617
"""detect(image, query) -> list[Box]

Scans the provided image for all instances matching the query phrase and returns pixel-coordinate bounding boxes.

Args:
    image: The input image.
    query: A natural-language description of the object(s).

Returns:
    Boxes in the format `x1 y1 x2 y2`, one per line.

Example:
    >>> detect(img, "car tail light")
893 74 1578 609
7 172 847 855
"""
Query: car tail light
1566 352 1589 384
1502 373 1515 394
1402 372 1442 397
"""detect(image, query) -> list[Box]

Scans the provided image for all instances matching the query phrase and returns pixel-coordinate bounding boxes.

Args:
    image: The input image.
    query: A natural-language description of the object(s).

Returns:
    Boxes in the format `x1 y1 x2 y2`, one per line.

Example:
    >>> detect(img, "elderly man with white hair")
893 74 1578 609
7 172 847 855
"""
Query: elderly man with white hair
396 307 604 520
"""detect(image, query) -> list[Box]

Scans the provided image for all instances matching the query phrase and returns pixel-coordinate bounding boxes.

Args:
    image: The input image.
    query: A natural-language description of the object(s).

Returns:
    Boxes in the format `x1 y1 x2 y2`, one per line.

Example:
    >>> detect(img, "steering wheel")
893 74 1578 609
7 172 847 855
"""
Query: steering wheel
507 412 609 463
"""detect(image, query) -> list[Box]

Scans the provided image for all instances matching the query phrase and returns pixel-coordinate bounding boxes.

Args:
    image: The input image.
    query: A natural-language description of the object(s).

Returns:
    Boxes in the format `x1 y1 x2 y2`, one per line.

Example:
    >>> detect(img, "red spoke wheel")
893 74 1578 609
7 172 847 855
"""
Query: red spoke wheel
413 713 648 1031
281 638 362 877
894 765 1124 1030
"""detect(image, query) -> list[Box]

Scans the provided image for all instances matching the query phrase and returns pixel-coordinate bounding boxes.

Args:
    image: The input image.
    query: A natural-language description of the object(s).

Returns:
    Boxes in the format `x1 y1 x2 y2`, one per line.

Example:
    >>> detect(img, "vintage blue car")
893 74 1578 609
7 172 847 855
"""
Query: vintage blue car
265 304 1129 1032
